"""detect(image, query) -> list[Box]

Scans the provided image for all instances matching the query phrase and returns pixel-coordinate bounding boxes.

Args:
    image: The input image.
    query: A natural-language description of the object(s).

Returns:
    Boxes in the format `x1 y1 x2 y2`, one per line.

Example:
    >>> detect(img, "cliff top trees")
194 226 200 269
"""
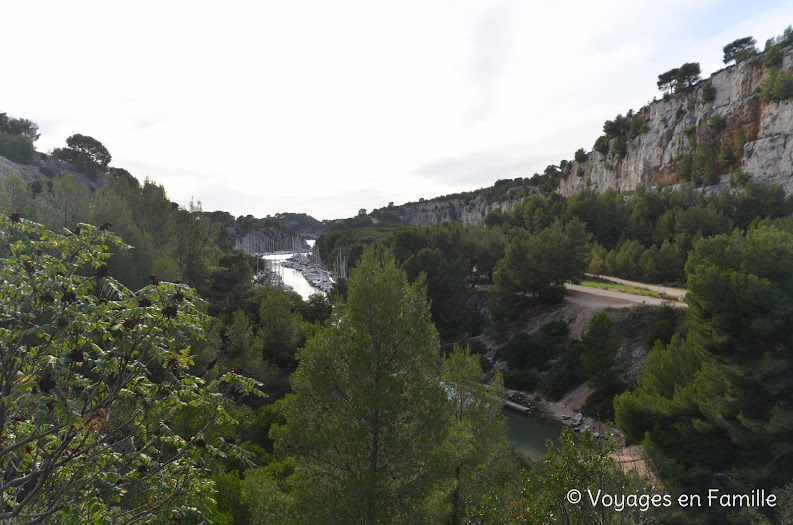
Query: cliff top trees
657 62 701 94
0 215 258 523
723 36 758 64
65 134 111 168
676 62 702 92
272 248 454 524
0 112 38 164
0 113 40 142
657 68 679 94
52 134 112 179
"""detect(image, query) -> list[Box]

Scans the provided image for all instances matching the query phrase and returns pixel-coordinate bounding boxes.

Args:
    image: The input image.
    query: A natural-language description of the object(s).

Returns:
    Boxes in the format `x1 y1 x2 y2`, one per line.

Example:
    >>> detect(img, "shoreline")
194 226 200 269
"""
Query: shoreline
506 385 623 443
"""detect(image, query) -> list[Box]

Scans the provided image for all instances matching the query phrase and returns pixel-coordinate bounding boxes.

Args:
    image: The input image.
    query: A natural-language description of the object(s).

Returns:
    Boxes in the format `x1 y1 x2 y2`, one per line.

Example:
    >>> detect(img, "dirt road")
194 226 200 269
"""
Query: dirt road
565 284 688 308
585 274 687 299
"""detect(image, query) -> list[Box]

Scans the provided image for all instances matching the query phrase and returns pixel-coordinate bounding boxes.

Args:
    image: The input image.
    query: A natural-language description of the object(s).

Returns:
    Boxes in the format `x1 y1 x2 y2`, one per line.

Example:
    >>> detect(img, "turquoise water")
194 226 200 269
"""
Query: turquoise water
503 408 562 460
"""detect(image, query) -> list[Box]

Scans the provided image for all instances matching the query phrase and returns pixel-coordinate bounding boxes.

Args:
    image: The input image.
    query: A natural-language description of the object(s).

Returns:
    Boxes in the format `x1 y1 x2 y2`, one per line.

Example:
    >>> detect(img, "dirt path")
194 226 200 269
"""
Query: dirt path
585 273 687 299
565 284 687 308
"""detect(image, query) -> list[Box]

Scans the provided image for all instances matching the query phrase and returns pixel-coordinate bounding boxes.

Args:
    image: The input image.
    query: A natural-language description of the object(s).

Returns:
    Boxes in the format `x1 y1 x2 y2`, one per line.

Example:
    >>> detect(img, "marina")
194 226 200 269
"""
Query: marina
254 243 333 300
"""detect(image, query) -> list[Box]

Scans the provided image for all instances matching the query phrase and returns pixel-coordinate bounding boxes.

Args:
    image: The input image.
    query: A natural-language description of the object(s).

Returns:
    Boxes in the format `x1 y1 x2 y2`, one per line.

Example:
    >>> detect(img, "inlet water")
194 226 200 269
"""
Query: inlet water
503 408 561 460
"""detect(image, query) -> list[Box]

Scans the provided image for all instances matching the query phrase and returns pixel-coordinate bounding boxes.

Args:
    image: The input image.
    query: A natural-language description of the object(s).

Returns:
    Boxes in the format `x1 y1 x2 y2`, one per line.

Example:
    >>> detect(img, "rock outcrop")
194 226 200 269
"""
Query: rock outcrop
387 193 526 227
0 153 107 192
559 46 793 196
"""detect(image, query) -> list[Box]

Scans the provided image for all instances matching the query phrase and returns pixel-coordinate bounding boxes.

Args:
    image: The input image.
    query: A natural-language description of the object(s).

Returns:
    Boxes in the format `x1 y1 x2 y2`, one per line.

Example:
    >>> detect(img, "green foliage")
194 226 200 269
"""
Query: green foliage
574 147 588 164
500 321 569 371
271 248 454 524
718 139 737 169
169 198 221 286
0 171 33 217
729 168 751 187
759 67 793 102
0 131 36 164
107 166 139 187
693 144 719 184
682 123 697 144
701 82 716 102
646 304 679 347
763 44 783 68
657 67 679 94
603 114 630 138
675 153 692 182
723 36 758 64
707 113 727 134
65 133 112 168
616 226 793 493
443 345 517 525
593 135 609 156
0 112 40 141
629 113 647 136
494 219 590 313
0 216 260 523
257 286 304 367
675 62 702 92
611 136 626 158
34 173 90 230
503 370 538 391
581 311 625 396
587 250 604 275
378 224 502 338
467 428 661 525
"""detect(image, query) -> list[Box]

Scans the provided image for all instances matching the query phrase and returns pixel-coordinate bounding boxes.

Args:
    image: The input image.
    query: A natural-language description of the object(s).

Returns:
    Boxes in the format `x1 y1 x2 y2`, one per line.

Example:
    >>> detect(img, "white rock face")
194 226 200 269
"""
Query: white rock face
390 194 527 227
559 47 793 197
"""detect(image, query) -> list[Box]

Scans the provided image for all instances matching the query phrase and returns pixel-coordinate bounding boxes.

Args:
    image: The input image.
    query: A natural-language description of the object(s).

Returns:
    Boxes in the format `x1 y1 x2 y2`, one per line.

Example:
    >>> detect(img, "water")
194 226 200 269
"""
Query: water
503 408 561 460
261 253 319 300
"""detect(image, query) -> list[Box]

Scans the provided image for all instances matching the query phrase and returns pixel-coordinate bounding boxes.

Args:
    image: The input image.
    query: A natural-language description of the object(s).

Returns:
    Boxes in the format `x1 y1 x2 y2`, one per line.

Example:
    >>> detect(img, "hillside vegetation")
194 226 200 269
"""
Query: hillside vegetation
2 24 793 525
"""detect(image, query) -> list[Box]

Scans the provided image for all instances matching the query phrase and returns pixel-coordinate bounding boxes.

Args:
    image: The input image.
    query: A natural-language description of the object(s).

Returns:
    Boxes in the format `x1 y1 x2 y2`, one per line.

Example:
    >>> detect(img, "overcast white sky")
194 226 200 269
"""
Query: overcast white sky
2 1 791 220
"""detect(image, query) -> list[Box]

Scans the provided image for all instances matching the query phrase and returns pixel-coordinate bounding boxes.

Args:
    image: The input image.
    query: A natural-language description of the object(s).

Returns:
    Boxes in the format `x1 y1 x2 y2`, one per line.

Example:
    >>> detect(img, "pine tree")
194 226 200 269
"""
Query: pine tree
272 248 454 524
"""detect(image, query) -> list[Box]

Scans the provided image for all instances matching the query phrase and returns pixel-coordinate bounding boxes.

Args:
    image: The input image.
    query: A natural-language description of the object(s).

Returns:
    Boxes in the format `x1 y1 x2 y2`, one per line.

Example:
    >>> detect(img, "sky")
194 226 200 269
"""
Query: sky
2 1 791 220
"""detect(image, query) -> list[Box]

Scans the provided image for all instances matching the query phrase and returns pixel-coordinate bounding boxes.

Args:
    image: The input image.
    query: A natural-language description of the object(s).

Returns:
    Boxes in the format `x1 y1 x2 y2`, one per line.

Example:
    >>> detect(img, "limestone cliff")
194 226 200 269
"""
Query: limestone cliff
386 193 526 227
559 46 793 196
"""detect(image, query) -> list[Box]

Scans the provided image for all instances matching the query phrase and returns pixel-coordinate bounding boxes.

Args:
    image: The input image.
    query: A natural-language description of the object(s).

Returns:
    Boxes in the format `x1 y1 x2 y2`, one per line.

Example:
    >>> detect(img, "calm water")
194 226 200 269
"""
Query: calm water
503 408 561 460
261 253 320 300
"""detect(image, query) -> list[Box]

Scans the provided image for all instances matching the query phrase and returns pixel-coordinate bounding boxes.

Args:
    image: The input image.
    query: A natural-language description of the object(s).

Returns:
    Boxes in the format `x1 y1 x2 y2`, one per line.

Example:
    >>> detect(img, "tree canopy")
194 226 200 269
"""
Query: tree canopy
0 215 259 523
723 36 758 64
65 134 112 167
615 226 793 493
271 248 454 524
493 218 590 313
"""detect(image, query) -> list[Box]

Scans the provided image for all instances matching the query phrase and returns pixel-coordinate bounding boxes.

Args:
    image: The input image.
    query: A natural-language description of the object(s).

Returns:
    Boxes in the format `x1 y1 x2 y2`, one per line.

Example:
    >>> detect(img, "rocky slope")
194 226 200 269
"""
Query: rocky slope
0 153 107 192
559 46 793 196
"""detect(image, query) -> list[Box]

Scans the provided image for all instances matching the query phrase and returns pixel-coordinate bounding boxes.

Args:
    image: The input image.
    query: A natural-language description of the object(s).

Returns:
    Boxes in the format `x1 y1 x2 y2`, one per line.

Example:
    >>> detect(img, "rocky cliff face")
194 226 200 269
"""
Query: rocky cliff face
559 47 793 196
386 193 527 227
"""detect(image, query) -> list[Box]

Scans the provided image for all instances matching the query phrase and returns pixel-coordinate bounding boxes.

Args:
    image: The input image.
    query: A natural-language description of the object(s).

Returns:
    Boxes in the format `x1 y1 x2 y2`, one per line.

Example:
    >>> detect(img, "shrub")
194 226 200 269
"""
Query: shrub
676 154 692 182
612 136 627 158
759 67 793 102
729 168 750 187
0 131 36 164
0 216 260 522
718 140 737 170
594 135 609 156
503 370 538 391
574 148 588 164
707 114 727 134
763 43 783 68
702 82 716 102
